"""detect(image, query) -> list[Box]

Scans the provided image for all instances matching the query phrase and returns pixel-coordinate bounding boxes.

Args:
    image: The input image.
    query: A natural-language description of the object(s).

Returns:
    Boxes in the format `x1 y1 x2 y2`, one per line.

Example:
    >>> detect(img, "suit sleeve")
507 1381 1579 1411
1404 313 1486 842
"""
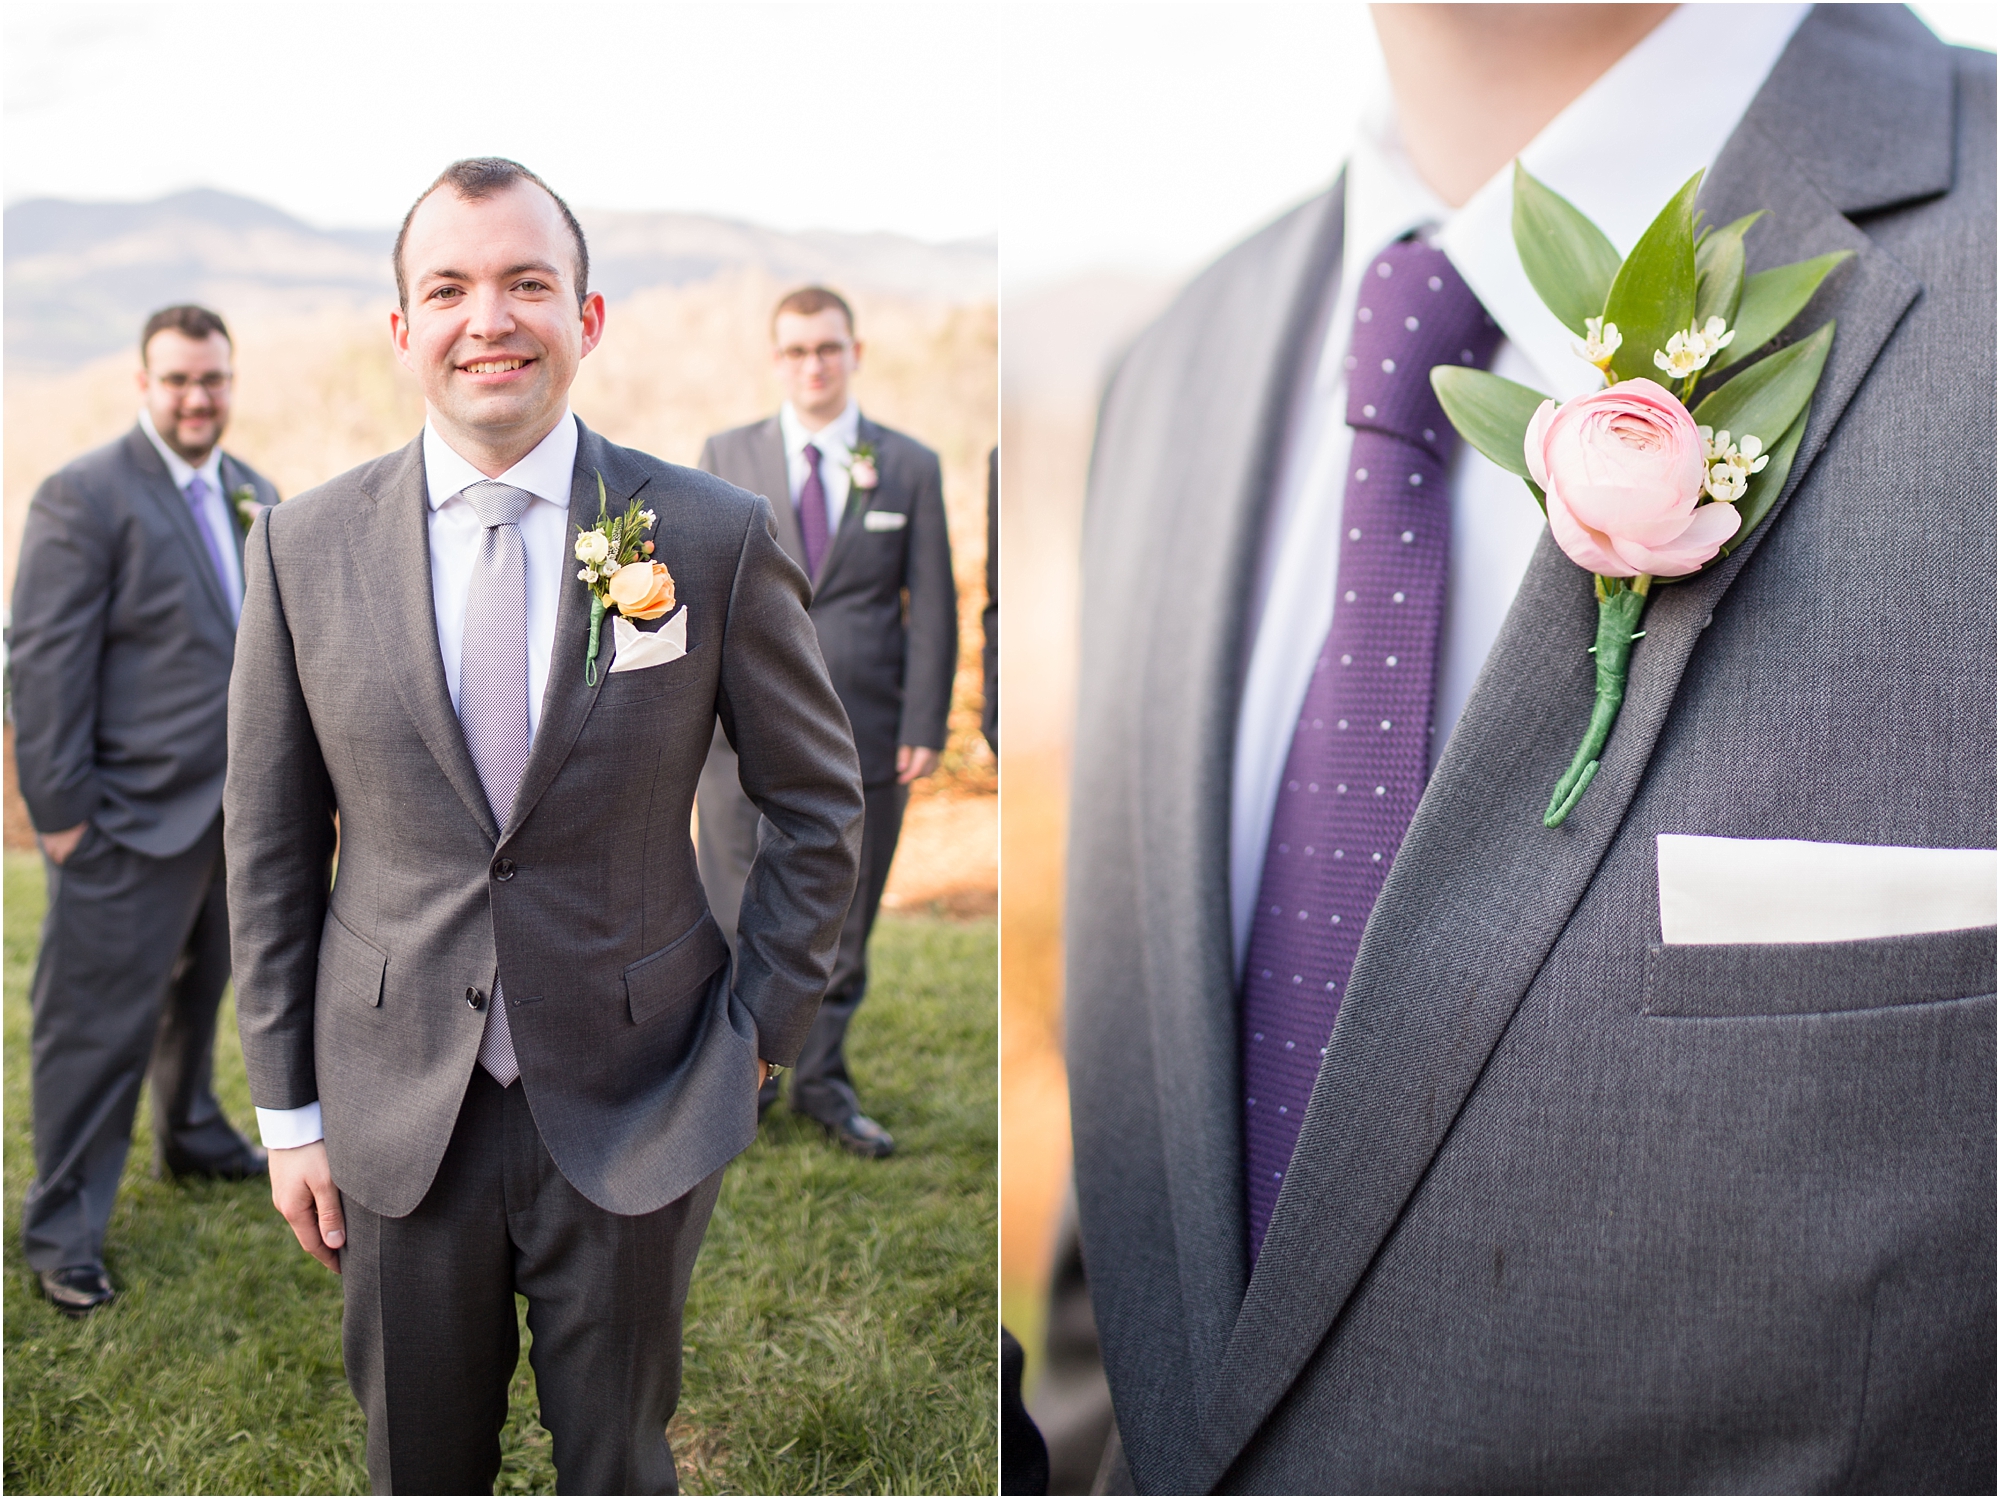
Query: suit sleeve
7 469 114 833
897 446 959 751
224 511 338 1110
716 495 866 1065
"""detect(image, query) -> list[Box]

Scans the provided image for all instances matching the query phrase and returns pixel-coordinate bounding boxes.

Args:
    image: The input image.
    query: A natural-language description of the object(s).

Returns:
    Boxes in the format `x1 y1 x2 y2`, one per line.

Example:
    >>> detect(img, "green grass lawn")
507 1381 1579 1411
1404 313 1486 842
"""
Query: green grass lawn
3 851 997 1494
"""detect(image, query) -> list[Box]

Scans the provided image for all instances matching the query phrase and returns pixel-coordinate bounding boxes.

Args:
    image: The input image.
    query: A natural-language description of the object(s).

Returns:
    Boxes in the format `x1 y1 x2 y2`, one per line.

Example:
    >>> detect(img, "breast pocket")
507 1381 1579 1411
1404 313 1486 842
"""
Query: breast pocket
1643 925 1995 1019
318 909 387 1008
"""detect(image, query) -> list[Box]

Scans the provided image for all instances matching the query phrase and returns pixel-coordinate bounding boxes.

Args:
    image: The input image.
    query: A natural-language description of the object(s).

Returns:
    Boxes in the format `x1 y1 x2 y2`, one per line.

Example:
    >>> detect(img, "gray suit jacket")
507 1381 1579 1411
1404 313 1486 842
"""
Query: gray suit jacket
10 425 277 858
226 422 863 1219
699 415 957 786
1065 7 1995 1492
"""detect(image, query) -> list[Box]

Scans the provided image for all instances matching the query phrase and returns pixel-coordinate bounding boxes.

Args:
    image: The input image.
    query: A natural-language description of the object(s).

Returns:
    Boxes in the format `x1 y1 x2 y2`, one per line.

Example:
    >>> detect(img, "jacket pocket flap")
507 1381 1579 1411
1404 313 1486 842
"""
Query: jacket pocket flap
319 910 387 1008
1644 924 1996 1019
624 914 730 1026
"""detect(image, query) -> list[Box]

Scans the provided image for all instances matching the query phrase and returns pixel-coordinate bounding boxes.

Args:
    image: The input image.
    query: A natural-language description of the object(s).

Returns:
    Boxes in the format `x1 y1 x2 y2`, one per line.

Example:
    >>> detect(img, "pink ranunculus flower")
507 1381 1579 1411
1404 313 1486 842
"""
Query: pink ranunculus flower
1524 378 1739 577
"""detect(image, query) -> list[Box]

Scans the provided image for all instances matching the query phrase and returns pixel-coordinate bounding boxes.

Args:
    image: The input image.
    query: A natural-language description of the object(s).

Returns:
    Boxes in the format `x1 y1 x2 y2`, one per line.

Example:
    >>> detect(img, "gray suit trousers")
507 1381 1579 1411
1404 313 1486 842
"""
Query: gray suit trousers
22 814 252 1271
697 725 906 1124
341 1069 722 1496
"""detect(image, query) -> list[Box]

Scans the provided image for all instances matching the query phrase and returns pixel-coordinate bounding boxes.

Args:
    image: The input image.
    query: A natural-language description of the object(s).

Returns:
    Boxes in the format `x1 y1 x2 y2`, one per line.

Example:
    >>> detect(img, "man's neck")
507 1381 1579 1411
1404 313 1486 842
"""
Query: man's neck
791 400 851 438
427 409 566 479
1371 3 1677 208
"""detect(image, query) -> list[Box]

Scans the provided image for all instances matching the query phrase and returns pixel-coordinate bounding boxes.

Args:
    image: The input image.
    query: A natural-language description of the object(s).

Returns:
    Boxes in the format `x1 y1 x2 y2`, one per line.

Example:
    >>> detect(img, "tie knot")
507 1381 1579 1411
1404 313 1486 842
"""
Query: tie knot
1345 238 1501 451
463 481 535 529
803 442 822 466
185 475 210 504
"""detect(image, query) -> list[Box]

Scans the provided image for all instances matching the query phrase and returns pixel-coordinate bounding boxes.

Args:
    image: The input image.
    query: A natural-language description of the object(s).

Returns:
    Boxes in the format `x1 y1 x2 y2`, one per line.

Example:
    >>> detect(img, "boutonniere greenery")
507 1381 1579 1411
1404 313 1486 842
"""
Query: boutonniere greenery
1432 163 1849 827
231 483 264 530
847 441 880 491
574 472 673 685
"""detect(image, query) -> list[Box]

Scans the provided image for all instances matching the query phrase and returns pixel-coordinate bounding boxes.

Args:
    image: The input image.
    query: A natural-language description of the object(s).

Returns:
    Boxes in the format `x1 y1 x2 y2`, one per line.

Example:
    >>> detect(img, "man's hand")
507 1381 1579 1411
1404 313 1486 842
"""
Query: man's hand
896 745 940 785
758 1060 771 1088
36 823 87 865
270 1140 346 1273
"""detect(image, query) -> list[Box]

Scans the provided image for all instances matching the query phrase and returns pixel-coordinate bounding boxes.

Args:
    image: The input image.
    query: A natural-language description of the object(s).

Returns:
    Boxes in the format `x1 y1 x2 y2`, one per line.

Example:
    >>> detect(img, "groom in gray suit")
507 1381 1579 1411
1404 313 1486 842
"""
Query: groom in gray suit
1065 5 1992 1492
227 159 862 1493
12 304 275 1316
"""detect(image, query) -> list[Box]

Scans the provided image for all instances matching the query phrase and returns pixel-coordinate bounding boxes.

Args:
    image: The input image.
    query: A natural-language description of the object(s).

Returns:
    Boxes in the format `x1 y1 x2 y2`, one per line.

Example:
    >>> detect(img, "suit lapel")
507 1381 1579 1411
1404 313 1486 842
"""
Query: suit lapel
127 428 236 632
343 435 499 842
750 418 807 573
1116 181 1349 1404
1196 6 1939 1484
504 421 640 841
217 452 255 558
812 413 879 586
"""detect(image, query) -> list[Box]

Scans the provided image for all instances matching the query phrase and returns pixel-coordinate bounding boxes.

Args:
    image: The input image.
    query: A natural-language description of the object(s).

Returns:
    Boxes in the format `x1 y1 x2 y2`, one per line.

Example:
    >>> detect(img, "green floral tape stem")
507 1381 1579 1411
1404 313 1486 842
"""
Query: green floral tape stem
1545 576 1651 828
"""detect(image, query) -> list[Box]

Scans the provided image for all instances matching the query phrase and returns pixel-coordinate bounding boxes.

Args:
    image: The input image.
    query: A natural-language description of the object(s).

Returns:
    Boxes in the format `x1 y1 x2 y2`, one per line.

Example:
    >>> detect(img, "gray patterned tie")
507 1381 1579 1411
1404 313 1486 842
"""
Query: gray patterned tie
459 480 533 1088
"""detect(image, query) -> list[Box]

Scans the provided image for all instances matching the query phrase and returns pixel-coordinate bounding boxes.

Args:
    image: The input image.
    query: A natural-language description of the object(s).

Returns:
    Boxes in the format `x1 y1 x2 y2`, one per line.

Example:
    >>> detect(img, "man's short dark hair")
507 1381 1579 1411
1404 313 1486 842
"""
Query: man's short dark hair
772 286 856 340
140 305 231 361
393 157 590 313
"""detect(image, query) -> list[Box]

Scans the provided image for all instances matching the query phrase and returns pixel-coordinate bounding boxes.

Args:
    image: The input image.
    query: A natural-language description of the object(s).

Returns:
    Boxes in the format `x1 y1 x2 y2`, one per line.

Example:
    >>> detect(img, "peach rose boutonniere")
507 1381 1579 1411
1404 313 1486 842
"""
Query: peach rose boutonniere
1431 164 1849 826
574 472 676 685
847 441 880 492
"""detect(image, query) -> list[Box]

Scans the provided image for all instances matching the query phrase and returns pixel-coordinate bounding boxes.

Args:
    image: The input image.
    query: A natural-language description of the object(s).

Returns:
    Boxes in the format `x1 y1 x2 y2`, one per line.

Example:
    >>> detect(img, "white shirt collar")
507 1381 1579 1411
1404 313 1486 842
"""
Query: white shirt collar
423 408 580 511
1344 2 1809 401
779 400 861 461
138 407 224 496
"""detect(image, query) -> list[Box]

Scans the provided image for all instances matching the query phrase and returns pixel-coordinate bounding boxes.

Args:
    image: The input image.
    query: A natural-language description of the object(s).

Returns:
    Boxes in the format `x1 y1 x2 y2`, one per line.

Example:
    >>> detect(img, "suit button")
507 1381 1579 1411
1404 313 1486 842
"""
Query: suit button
494 859 516 881
466 987 486 1011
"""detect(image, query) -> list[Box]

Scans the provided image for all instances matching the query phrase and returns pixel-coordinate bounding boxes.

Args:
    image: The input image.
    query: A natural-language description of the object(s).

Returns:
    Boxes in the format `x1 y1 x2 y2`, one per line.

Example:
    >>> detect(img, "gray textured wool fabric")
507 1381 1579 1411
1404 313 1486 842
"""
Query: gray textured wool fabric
1064 6 1995 1493
226 421 864 1220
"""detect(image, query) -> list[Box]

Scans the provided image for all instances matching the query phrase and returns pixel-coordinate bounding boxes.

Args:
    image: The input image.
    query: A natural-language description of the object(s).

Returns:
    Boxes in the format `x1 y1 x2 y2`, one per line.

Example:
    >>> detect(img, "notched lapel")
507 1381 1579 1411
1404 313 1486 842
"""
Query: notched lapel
343 437 499 843
129 429 236 632
751 419 806 573
812 414 880 586
504 423 641 840
1199 19 1928 1483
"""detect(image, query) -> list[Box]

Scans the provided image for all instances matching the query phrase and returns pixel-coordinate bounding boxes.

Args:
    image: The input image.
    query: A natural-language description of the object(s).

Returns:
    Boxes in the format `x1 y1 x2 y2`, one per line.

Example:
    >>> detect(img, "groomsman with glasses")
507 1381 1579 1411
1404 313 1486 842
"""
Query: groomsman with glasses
696 286 959 1158
10 303 277 1317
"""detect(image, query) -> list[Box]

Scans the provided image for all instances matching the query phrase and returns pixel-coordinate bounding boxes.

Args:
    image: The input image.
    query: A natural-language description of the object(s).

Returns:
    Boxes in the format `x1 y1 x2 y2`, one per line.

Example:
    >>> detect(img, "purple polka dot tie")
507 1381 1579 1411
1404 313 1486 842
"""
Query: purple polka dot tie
1241 239 1500 1262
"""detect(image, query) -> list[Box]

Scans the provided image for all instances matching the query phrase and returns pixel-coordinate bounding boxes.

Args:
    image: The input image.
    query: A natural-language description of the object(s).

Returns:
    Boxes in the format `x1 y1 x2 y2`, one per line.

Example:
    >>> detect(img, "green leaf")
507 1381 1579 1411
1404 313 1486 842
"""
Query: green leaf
1718 404 1808 557
1511 161 1623 335
1693 211 1762 332
1431 365 1549 483
1690 319 1834 454
1712 250 1852 371
1602 169 1703 384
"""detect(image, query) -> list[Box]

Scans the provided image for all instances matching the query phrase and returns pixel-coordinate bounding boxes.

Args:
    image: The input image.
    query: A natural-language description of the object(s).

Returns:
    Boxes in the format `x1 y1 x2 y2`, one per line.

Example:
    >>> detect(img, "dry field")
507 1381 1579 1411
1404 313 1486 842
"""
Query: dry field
2 273 997 901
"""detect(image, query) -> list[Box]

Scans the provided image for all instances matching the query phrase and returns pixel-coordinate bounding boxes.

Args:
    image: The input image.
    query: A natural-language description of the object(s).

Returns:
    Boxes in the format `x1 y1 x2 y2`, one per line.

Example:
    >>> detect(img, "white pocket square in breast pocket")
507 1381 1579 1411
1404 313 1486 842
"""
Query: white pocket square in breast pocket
1657 834 1996 945
609 607 687 674
862 510 907 532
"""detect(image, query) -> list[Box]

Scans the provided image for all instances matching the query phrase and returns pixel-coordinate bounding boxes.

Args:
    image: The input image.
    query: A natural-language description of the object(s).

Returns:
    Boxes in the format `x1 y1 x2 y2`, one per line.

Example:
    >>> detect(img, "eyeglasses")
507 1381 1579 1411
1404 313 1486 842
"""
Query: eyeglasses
153 372 232 392
778 342 852 365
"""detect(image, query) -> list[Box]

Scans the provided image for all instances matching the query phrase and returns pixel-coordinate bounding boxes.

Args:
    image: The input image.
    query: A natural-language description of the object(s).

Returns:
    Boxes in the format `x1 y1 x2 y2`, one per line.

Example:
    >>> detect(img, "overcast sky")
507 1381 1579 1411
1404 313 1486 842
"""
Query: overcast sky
4 1 999 242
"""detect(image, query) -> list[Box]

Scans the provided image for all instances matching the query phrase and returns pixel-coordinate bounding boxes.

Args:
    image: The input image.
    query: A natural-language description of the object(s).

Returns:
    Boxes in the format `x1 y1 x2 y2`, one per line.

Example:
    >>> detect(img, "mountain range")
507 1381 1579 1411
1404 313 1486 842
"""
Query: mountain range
5 188 996 370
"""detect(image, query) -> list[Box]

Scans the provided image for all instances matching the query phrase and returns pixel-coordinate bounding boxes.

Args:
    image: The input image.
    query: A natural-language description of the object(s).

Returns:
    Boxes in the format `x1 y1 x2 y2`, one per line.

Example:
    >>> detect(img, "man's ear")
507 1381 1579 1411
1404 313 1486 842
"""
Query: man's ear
579 291 608 358
851 339 865 373
389 307 414 373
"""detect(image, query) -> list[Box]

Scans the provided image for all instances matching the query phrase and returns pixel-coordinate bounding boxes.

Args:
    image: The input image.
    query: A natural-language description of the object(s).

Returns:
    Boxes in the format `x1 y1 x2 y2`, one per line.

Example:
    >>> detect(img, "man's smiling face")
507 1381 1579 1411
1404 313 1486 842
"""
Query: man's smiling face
391 178 604 467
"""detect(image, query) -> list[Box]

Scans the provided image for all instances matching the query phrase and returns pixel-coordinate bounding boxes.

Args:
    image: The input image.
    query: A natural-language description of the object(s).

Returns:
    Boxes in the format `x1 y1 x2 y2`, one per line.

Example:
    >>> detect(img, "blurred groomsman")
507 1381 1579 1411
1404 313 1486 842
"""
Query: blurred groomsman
696 286 957 1157
10 304 276 1315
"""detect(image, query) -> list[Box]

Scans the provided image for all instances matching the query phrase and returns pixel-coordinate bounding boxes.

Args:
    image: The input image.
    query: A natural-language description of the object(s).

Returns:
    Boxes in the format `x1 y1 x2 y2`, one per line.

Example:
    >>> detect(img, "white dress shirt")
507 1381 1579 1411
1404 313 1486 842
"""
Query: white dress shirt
256 410 580 1150
1228 3 1811 969
779 399 861 541
138 408 244 615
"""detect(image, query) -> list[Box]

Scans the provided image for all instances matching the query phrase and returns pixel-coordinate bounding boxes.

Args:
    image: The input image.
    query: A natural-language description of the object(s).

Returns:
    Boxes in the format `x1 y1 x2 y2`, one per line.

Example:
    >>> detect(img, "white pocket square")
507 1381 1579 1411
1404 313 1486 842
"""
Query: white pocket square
1657 834 1997 945
608 607 687 674
862 510 907 532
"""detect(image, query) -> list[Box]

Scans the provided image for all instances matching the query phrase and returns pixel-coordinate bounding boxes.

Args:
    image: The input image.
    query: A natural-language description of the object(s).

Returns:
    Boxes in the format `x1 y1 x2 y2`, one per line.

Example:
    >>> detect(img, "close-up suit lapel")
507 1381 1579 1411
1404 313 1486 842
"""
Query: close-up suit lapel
1120 182 1348 1400
1196 6 1942 1485
127 427 236 636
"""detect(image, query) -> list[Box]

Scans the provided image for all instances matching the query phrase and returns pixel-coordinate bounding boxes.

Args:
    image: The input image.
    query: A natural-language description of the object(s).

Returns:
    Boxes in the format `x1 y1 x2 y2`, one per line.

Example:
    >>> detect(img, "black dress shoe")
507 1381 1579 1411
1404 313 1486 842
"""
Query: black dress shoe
159 1143 268 1181
40 1264 116 1317
828 1111 896 1158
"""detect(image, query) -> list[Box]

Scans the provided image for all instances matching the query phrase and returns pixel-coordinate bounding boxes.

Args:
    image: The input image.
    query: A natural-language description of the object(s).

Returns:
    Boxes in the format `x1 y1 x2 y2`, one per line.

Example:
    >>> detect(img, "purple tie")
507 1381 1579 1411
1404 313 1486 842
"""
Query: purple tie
1240 239 1500 1262
798 442 830 578
183 475 237 615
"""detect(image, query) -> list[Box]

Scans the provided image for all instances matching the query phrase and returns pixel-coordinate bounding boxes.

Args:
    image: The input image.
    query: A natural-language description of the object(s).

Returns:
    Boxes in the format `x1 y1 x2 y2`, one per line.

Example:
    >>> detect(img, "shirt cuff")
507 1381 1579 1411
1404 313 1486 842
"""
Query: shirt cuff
256 1101 324 1149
